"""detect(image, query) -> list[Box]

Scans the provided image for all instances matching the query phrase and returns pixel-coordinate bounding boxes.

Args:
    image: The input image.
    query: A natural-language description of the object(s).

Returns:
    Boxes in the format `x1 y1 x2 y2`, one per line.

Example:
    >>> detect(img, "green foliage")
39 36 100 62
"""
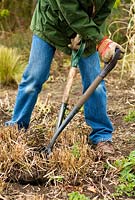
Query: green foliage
0 9 10 18
68 191 90 200
114 151 135 197
71 143 80 159
124 110 135 122
114 0 121 8
0 45 24 86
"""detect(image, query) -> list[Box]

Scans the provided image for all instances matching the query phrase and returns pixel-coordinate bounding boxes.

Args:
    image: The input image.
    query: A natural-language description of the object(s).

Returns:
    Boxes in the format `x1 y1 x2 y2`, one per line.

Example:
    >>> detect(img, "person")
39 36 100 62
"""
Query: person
5 0 124 157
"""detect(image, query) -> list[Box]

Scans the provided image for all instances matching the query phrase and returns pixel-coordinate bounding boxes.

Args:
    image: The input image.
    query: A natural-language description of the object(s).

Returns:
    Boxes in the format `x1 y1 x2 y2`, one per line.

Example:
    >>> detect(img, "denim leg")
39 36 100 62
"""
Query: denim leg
78 52 113 144
5 35 55 129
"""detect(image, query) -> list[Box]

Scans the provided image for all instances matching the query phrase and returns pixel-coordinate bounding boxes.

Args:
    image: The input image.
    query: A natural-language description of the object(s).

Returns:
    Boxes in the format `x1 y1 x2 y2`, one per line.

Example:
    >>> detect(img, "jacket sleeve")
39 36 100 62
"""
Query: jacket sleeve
93 0 115 26
55 0 115 43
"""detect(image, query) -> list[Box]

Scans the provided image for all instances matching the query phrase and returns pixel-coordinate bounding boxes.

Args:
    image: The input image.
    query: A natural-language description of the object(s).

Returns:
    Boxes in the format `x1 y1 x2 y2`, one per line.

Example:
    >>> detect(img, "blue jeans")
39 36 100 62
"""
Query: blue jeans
5 35 113 144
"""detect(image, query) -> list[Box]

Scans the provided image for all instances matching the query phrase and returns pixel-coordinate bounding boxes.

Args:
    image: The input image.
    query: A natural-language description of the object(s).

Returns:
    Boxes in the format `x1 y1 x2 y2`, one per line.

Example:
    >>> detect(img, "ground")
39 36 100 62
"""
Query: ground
0 58 135 200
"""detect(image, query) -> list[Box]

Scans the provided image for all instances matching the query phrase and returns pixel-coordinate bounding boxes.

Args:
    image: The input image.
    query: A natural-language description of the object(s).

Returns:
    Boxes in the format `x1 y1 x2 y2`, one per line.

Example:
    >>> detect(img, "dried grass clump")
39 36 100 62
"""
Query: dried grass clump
0 45 24 86
0 127 95 185
0 99 96 186
31 101 96 182
0 126 48 183
49 134 95 182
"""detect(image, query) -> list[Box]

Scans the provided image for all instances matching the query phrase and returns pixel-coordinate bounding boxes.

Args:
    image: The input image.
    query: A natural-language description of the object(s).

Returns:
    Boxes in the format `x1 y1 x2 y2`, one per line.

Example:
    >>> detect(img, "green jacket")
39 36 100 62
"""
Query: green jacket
30 0 115 56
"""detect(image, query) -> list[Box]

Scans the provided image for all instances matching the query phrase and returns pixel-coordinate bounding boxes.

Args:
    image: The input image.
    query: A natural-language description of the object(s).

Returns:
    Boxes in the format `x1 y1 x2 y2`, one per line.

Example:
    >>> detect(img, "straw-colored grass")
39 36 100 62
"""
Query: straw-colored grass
121 0 135 78
109 0 135 78
0 45 24 86
0 128 95 185
0 99 96 187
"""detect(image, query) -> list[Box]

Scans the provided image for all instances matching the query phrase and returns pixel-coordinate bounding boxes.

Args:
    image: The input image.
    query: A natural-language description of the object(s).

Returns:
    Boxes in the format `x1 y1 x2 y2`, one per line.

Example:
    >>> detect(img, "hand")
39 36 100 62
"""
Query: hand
97 37 125 62
68 34 81 50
